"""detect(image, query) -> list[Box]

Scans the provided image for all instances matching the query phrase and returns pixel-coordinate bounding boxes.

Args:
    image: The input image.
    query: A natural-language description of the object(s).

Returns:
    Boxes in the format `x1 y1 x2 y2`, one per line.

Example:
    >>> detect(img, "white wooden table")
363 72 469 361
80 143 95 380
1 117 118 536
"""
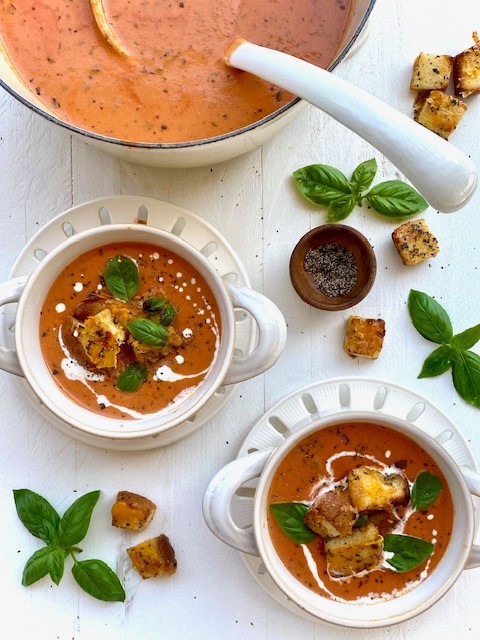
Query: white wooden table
1 1 479 638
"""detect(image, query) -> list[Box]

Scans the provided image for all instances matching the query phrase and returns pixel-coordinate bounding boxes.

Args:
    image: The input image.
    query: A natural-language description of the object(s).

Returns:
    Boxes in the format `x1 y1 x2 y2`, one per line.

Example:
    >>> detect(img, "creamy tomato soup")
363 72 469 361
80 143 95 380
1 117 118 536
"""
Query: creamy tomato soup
0 0 352 142
267 422 454 603
39 242 221 419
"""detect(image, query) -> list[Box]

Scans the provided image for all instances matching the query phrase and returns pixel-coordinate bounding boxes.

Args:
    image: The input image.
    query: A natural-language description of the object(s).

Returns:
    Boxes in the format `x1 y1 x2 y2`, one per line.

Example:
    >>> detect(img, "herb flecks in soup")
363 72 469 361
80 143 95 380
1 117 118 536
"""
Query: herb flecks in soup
0 1 352 143
39 242 221 419
267 423 453 603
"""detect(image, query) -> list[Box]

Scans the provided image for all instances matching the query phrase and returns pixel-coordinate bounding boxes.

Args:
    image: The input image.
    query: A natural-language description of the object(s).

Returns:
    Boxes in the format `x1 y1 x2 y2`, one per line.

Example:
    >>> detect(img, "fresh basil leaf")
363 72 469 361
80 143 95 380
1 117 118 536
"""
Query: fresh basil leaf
143 297 167 313
353 513 369 528
103 255 139 302
411 471 442 510
327 194 356 222
418 345 453 378
366 180 428 217
116 362 148 392
72 559 126 602
160 302 177 326
13 489 60 545
293 164 352 207
269 503 318 544
57 490 100 548
351 158 377 196
127 318 170 347
451 350 480 409
451 324 480 351
48 548 67 585
22 547 56 586
383 534 434 572
408 290 453 344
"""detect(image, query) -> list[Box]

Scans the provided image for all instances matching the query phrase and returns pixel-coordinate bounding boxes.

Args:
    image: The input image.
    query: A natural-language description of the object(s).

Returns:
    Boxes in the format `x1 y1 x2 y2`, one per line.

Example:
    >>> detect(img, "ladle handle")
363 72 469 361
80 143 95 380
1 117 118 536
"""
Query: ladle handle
226 40 477 213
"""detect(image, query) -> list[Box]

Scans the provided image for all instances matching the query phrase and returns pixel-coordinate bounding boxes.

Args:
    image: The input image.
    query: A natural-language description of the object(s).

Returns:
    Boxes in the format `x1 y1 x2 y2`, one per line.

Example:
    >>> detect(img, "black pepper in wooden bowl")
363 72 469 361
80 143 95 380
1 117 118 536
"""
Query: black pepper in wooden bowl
304 243 358 297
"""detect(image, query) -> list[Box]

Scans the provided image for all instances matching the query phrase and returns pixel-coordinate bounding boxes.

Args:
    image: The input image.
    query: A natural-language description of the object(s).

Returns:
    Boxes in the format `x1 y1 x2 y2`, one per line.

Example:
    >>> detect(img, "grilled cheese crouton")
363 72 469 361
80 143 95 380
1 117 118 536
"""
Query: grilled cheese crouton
454 33 480 97
392 218 439 266
348 466 410 512
76 308 126 368
304 487 358 538
111 491 156 531
416 90 467 139
344 316 385 360
129 326 183 365
127 534 177 579
324 523 383 577
410 53 453 91
413 90 430 121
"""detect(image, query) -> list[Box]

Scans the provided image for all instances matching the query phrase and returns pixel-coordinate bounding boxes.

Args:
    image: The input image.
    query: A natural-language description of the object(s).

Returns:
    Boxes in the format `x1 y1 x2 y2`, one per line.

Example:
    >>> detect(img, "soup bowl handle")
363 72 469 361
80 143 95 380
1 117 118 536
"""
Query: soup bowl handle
461 466 480 569
0 275 28 377
223 284 286 386
203 447 275 556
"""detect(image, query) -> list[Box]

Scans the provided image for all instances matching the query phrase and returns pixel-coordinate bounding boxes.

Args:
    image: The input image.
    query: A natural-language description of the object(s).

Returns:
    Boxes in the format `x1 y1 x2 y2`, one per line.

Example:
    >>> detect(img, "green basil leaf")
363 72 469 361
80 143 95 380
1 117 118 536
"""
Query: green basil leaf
127 318 170 347
451 324 480 351
72 559 126 602
22 547 56 586
351 158 377 195
418 345 453 378
353 513 369 528
48 548 67 585
327 194 356 222
116 362 148 392
57 490 100 547
411 471 442 510
143 297 167 313
451 350 480 409
293 164 352 207
13 489 60 545
269 503 317 544
366 180 428 217
160 302 177 326
383 534 434 572
408 290 453 344
103 255 139 302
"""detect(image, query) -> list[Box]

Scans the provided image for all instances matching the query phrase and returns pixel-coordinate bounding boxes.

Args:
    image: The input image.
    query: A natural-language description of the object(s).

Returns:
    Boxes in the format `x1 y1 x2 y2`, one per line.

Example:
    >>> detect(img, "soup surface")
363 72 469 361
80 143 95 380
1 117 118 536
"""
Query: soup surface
0 0 352 142
267 422 454 603
39 242 221 420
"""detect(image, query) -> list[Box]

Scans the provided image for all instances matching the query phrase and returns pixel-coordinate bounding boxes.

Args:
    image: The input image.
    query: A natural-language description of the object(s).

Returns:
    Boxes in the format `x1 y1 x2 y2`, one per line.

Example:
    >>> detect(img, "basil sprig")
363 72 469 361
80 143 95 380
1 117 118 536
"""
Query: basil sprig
383 534 434 572
126 318 170 347
116 362 148 392
411 471 442 511
13 489 125 602
269 503 317 544
408 290 480 408
293 158 427 222
103 255 139 302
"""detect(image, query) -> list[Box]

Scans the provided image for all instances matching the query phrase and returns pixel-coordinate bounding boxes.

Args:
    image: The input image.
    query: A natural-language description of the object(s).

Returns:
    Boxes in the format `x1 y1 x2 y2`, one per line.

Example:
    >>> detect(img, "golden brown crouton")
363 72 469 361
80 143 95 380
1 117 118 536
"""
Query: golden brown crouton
348 466 410 512
343 316 385 360
413 90 430 121
324 523 383 577
111 491 156 531
410 53 453 91
392 218 439 266
416 90 467 139
454 34 480 97
76 308 126 368
127 534 177 579
304 487 358 538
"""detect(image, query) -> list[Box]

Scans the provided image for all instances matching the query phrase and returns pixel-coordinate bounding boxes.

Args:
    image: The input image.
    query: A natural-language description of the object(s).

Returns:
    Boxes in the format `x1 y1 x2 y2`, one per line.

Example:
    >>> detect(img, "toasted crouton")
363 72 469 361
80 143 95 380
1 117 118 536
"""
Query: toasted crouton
416 90 467 139
344 316 385 360
413 90 430 121
111 491 156 531
304 487 358 538
454 33 480 97
76 308 126 368
324 523 383 577
410 53 453 91
392 218 439 266
348 466 410 512
127 534 177 579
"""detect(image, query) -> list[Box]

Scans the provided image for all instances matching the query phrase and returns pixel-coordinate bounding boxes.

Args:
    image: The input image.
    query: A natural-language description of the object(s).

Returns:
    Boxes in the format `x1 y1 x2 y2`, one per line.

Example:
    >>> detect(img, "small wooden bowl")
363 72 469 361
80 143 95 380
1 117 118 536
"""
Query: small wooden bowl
289 224 376 311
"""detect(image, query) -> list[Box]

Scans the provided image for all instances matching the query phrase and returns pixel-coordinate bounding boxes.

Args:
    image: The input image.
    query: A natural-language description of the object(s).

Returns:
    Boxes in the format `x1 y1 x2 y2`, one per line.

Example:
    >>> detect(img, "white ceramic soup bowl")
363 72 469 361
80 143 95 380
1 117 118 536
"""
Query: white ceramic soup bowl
0 224 286 443
203 411 480 628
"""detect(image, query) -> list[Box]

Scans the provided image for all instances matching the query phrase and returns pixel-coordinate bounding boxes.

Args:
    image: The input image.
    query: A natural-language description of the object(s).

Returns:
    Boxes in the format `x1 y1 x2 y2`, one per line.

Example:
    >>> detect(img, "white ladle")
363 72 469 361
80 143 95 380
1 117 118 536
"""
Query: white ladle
225 38 477 213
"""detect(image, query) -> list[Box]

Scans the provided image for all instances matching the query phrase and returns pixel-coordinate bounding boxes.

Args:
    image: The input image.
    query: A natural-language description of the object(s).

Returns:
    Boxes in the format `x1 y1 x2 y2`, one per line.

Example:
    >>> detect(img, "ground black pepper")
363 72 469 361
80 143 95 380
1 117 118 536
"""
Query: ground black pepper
304 243 357 297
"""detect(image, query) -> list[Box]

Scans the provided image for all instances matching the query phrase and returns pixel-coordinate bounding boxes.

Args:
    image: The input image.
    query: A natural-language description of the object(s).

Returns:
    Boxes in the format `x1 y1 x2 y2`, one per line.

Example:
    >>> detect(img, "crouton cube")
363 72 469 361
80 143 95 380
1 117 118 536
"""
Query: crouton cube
348 466 410 511
127 534 177 579
454 37 480 97
392 218 439 266
76 308 126 369
324 523 383 577
304 487 358 538
410 53 453 91
343 316 385 360
111 491 156 531
416 90 467 139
